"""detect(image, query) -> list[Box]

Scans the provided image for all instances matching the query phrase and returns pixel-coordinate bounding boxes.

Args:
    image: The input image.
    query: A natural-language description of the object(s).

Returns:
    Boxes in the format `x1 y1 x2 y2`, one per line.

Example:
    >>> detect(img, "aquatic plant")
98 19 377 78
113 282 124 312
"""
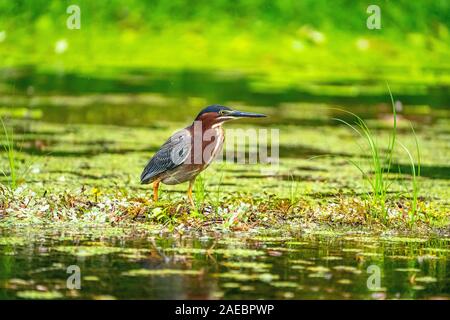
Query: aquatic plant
332 87 397 220
399 124 421 224
333 87 423 223
288 174 300 206
1 118 18 190
193 174 205 204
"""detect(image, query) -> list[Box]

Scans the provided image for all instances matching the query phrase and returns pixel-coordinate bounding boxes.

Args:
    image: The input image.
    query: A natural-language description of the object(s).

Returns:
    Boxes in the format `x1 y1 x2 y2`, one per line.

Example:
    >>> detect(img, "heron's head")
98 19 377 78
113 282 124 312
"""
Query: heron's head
195 104 266 125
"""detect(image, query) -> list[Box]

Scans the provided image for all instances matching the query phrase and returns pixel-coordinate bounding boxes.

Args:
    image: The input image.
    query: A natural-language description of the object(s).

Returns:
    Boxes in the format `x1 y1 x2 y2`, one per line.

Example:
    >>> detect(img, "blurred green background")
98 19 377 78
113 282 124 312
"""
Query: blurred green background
1 0 449 85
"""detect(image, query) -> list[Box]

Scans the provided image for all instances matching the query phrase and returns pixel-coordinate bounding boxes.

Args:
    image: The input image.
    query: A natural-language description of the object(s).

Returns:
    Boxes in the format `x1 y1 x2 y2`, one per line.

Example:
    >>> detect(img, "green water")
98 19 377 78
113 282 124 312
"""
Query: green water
0 229 449 299
2 66 449 126
0 67 449 299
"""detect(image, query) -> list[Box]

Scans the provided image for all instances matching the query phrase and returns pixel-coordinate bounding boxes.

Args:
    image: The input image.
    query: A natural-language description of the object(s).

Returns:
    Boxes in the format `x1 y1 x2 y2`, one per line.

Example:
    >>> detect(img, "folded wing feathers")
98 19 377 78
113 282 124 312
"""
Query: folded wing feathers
140 129 191 184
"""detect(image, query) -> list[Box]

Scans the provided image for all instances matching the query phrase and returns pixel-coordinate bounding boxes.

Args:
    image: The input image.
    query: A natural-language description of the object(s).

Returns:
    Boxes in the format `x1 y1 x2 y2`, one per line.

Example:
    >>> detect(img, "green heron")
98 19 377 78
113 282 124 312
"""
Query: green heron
141 105 266 206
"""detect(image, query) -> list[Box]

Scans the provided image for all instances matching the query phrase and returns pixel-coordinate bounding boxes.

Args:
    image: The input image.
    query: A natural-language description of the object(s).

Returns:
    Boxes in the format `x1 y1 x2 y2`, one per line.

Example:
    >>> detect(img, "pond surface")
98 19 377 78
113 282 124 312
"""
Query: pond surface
1 66 449 126
1 67 449 300
0 229 449 299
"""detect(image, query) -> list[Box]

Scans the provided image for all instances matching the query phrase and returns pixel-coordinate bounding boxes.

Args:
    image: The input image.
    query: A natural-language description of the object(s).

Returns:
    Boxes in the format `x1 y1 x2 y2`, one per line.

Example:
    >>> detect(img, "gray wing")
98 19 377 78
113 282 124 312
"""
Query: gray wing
140 129 191 184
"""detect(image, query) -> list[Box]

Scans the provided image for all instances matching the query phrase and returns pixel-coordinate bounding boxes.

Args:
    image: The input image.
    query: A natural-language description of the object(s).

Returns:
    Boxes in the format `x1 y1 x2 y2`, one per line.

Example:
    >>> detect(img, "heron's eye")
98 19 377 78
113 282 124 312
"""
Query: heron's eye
218 110 225 115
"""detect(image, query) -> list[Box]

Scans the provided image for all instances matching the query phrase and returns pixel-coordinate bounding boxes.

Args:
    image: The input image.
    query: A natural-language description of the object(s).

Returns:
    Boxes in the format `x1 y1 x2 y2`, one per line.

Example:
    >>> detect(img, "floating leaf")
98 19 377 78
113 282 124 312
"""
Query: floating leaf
122 269 202 277
307 266 330 273
165 247 264 257
333 266 362 274
17 290 63 299
221 261 271 270
290 259 314 265
395 268 421 273
415 276 437 283
0 237 26 246
322 256 343 261
270 281 298 288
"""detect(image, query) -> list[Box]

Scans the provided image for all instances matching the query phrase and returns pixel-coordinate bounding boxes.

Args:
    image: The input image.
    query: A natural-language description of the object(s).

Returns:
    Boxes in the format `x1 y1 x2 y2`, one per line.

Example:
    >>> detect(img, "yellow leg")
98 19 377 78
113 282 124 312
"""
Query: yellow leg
153 181 160 202
187 179 195 207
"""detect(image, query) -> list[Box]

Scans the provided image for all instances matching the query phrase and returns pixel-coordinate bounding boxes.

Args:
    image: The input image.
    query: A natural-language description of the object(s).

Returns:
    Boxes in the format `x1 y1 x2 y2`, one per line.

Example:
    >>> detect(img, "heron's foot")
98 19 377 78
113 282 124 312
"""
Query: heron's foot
187 180 196 208
153 181 160 202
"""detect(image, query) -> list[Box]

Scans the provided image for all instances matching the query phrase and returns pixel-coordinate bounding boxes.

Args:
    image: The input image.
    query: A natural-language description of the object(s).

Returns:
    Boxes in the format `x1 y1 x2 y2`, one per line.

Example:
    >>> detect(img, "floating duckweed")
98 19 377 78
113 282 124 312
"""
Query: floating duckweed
382 237 428 243
54 246 124 257
307 266 330 273
122 269 203 277
54 246 148 257
395 268 421 272
342 248 363 253
333 266 362 274
357 252 382 257
308 272 331 279
291 265 305 270
270 281 298 288
322 256 343 261
250 236 293 242
8 278 31 286
387 255 412 260
343 236 378 243
93 295 117 300
0 237 26 246
16 290 63 299
222 282 240 288
411 285 425 290
290 259 314 265
239 285 255 291
337 279 352 285
165 247 264 257
282 292 295 298
414 276 437 283
266 247 299 253
215 272 279 282
221 261 271 270
286 241 308 246
423 248 450 253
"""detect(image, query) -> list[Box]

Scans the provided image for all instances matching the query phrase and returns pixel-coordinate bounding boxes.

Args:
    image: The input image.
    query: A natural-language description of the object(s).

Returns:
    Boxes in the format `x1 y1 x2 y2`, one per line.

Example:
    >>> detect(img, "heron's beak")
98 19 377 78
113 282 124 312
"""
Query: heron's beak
228 110 267 118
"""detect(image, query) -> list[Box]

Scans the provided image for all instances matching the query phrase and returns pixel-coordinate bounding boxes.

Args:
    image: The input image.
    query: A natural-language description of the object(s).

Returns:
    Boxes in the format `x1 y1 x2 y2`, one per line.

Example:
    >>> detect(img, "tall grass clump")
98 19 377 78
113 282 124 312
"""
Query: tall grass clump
1 118 18 190
193 174 207 211
333 86 397 220
399 124 421 224
334 86 423 224
288 174 300 205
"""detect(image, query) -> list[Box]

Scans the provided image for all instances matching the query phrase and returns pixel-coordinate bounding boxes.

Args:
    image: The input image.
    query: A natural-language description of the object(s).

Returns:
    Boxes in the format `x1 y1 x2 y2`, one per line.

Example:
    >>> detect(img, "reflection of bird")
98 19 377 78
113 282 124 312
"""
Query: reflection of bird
141 105 266 206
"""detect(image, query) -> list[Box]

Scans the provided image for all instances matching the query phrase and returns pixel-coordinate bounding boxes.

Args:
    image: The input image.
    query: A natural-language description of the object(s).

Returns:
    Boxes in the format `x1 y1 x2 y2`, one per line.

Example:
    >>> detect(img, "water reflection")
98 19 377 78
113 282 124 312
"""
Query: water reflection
1 66 449 127
0 230 448 299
